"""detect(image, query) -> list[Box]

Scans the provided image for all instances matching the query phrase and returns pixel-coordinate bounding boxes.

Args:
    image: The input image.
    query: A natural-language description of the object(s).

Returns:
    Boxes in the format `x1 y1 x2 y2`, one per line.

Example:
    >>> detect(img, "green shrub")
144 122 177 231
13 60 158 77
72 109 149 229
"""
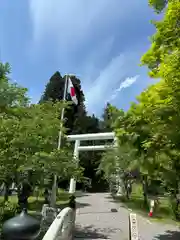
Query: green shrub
0 202 18 223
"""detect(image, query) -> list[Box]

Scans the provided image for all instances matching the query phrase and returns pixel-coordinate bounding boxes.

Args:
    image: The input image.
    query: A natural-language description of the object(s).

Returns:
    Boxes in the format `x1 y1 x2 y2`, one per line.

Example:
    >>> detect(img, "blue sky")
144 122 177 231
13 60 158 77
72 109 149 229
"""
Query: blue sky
0 0 159 116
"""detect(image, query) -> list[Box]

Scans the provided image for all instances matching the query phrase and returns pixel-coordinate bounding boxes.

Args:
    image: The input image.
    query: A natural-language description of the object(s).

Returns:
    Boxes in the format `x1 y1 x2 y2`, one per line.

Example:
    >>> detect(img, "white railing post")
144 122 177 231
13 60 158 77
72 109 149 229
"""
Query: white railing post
114 137 123 197
69 139 80 194
42 207 75 240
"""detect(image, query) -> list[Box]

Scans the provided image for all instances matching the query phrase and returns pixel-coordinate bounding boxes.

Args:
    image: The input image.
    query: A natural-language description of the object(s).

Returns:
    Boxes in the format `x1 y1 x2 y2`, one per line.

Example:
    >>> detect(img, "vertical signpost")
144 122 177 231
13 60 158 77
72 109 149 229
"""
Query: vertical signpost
129 213 138 240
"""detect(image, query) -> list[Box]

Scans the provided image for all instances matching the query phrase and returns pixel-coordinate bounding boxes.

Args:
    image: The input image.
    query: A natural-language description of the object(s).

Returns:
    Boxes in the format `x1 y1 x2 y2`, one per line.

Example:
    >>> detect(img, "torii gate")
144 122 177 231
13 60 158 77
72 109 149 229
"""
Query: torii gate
43 133 136 240
66 132 122 195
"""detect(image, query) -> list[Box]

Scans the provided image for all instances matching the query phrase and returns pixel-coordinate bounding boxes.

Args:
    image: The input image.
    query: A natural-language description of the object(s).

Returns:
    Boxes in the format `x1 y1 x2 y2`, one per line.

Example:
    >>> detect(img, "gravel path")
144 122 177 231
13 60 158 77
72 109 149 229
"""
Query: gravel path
74 193 180 240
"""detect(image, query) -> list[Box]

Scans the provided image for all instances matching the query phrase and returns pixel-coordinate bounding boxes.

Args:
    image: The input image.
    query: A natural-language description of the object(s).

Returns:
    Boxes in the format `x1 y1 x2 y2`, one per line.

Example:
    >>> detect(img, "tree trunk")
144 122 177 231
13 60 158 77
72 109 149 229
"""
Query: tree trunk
175 198 179 219
124 178 129 200
172 182 180 220
142 175 148 206
4 182 9 202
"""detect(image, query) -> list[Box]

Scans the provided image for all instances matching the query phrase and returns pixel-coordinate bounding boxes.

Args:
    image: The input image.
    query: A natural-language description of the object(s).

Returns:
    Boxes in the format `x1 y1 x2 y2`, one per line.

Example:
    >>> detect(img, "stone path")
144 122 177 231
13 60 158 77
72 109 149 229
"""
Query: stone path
74 193 180 240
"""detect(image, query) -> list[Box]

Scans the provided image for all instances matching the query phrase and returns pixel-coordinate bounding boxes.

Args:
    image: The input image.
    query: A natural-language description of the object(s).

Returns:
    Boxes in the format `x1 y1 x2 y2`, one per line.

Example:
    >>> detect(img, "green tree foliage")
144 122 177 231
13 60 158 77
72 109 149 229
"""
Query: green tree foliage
100 103 113 132
0 99 81 185
0 62 29 112
39 72 64 102
39 72 86 134
40 71 111 191
99 0 180 213
0 63 83 201
142 0 180 78
149 0 168 12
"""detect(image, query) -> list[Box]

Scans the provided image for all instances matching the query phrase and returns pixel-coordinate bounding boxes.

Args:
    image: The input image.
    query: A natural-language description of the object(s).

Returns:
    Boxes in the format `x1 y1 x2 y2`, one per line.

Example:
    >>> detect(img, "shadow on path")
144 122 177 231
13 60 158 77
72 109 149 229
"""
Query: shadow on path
105 195 114 199
75 192 90 198
75 225 120 239
77 211 118 215
76 202 91 209
155 230 180 240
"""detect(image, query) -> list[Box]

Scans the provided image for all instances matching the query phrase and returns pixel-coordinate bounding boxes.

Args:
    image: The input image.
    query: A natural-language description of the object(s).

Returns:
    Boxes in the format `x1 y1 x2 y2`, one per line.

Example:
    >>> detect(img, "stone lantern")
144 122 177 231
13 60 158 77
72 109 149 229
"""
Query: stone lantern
2 209 41 240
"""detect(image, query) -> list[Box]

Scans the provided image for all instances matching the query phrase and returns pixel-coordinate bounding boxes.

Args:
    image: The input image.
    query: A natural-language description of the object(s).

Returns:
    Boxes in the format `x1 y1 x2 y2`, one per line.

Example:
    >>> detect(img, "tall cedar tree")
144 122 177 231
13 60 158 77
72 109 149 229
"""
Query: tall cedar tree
39 71 86 134
40 71 109 191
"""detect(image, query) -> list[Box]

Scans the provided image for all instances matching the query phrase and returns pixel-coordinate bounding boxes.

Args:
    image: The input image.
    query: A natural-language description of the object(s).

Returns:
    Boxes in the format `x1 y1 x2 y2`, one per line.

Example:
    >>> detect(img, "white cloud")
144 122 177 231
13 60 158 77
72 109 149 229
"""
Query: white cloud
118 75 139 90
108 75 139 102
28 0 146 58
85 51 141 114
28 0 153 115
81 36 115 79
85 54 125 112
29 1 138 42
29 0 114 52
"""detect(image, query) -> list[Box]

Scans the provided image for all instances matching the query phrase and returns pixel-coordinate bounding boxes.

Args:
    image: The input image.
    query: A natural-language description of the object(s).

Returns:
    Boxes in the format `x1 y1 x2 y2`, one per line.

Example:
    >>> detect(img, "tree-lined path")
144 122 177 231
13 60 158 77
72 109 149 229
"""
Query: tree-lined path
74 193 180 240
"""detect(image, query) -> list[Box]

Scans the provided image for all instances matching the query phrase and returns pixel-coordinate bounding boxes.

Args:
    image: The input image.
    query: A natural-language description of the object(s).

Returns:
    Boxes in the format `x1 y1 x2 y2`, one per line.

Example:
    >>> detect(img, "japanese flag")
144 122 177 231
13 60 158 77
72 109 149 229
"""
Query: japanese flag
67 77 78 105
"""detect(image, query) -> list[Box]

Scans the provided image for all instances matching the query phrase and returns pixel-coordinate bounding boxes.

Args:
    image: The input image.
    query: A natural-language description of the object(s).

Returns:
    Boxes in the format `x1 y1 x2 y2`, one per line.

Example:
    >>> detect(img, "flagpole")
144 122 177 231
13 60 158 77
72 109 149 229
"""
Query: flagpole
51 74 68 208
58 74 68 149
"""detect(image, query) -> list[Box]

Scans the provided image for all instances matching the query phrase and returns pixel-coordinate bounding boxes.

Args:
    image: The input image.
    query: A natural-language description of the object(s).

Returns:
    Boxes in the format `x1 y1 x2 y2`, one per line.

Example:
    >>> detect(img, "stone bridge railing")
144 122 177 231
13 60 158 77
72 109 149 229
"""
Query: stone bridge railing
42 207 76 240
2 201 138 240
42 209 138 240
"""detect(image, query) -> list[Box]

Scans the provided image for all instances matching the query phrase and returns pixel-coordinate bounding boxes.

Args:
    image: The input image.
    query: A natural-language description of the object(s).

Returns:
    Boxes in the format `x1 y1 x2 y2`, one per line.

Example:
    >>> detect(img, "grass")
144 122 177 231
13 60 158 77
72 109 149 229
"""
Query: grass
116 183 179 224
0 188 70 216
0 189 71 238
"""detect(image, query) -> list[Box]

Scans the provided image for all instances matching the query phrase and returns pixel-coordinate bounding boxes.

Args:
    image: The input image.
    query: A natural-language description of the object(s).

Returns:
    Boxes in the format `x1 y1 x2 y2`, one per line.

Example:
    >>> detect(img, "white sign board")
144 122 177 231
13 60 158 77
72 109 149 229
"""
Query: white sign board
150 200 155 207
129 213 138 240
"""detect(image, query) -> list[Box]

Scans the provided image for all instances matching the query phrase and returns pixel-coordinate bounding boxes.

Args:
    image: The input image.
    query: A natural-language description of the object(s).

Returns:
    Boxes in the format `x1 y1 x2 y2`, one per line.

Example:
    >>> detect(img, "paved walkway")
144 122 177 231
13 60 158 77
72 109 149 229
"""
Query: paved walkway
74 193 180 240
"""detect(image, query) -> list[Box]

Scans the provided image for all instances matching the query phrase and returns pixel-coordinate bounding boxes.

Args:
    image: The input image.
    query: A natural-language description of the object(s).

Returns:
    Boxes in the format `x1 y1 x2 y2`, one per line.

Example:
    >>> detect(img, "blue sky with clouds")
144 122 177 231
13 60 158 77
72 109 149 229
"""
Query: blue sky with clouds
0 0 159 116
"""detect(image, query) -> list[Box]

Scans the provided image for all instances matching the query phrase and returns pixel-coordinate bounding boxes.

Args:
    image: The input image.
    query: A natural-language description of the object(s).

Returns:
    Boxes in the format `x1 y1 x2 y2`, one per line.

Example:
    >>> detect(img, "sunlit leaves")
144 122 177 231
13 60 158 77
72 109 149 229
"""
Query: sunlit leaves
0 62 29 111
149 0 168 13
0 62 83 184
101 0 180 196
